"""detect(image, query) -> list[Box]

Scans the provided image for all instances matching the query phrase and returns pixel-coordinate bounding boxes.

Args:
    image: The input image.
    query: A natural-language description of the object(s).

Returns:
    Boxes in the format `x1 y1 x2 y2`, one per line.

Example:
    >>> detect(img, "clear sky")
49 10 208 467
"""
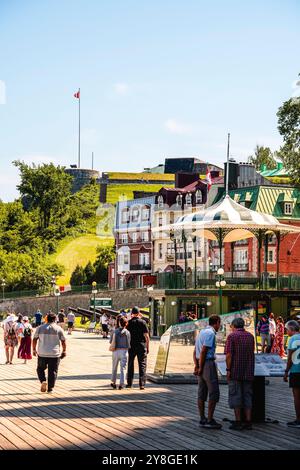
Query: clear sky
0 0 300 201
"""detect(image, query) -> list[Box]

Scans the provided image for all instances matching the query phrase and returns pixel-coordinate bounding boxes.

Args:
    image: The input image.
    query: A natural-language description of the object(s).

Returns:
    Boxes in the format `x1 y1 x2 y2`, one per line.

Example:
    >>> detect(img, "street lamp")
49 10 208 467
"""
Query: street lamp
1 279 6 302
215 268 226 316
192 236 198 289
170 230 178 288
54 285 60 315
51 275 56 296
92 281 97 322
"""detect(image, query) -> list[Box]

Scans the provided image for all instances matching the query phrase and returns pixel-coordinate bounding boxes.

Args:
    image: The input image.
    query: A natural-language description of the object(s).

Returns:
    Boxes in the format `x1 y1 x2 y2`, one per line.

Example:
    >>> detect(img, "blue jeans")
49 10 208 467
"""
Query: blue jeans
112 349 128 385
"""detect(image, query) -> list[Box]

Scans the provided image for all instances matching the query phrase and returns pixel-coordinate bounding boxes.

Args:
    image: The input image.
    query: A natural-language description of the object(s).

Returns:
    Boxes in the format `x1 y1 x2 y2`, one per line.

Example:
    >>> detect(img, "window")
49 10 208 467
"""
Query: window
121 233 128 244
131 232 137 243
142 207 150 220
121 209 129 223
268 249 276 264
139 252 150 266
176 194 182 207
196 190 202 205
187 241 193 259
158 243 163 259
131 207 140 222
158 212 163 227
185 193 192 206
141 231 149 242
158 196 164 208
169 211 175 224
284 202 293 215
124 253 129 265
167 243 175 255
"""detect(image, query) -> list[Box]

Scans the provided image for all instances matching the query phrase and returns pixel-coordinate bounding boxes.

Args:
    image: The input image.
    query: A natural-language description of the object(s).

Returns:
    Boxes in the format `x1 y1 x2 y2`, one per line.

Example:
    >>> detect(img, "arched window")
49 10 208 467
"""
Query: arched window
158 195 164 208
185 193 192 206
196 190 202 205
176 194 182 207
131 206 140 222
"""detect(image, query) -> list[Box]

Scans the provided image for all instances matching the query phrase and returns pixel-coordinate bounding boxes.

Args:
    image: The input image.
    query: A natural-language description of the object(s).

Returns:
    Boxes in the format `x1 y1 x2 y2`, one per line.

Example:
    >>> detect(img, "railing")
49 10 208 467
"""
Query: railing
130 264 151 271
156 271 300 291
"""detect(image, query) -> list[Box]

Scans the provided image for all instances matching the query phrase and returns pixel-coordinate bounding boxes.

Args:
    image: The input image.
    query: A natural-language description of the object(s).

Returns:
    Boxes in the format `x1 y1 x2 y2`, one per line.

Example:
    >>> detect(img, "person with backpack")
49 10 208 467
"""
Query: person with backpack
256 315 270 353
3 314 18 364
17 316 33 364
16 313 24 345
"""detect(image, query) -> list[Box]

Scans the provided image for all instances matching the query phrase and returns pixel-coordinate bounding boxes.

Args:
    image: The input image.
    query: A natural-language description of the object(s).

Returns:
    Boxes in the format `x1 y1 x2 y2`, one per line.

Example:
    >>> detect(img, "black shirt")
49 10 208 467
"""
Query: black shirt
127 317 149 348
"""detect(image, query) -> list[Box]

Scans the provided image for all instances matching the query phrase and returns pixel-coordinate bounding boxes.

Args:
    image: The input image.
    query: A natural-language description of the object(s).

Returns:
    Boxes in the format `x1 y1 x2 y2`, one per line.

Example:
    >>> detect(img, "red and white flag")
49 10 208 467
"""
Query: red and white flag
74 89 80 99
206 167 212 190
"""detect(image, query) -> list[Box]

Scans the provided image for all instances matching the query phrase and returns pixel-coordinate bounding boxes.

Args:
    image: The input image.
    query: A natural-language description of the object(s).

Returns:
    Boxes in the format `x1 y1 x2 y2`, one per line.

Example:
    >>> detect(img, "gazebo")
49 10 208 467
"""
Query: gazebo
171 194 300 289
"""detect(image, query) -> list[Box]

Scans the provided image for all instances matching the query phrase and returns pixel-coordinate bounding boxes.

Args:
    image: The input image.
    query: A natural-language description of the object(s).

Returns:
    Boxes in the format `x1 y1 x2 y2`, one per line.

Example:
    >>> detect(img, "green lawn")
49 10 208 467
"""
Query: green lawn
106 183 174 204
107 172 175 181
52 234 113 286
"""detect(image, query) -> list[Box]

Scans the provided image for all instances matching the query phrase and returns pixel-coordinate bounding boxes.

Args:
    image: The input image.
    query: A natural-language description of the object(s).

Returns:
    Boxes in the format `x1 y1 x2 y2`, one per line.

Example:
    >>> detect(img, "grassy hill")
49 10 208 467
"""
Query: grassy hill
106 183 173 204
106 172 175 181
53 234 113 286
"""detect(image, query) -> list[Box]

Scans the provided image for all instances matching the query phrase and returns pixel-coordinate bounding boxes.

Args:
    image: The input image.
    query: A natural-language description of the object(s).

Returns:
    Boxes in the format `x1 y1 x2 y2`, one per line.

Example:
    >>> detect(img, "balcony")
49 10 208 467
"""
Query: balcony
130 264 152 272
233 263 249 271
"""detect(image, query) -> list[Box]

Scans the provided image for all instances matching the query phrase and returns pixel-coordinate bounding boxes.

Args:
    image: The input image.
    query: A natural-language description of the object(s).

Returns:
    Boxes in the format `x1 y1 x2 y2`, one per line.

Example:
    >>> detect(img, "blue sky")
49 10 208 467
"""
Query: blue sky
0 0 299 201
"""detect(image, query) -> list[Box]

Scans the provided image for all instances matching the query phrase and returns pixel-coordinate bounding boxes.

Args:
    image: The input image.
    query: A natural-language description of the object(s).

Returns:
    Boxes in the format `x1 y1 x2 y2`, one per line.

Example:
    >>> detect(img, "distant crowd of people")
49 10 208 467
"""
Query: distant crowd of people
194 314 300 430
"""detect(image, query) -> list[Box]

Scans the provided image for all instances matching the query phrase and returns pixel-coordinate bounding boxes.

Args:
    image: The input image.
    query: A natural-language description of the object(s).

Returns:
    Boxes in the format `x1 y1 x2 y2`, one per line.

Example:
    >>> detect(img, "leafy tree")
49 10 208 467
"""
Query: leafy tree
93 245 115 284
14 161 72 230
277 94 300 185
70 264 87 286
247 145 277 171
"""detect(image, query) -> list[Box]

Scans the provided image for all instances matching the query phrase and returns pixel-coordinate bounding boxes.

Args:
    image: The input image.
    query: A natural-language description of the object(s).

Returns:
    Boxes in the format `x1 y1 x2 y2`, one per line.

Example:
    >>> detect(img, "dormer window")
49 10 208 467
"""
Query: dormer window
158 195 164 208
185 193 192 206
284 202 293 215
176 194 183 207
131 207 140 222
196 190 202 205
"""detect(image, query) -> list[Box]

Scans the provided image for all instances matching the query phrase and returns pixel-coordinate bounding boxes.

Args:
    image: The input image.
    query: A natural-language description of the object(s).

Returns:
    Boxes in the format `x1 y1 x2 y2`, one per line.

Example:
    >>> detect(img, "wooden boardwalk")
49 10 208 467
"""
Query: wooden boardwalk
0 330 299 451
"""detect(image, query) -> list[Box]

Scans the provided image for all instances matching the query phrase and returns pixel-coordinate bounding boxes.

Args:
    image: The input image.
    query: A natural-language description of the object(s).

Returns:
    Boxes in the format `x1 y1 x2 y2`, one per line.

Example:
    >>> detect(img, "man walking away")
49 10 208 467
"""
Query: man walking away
67 311 75 335
127 306 150 390
256 315 270 353
284 320 300 428
193 314 222 429
34 309 42 327
225 317 255 430
58 309 66 329
33 312 66 393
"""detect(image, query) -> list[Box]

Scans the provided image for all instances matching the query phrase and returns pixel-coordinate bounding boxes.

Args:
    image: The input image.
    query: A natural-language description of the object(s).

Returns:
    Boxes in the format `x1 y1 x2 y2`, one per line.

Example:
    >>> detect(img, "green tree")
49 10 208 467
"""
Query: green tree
70 264 87 286
84 261 95 285
247 145 277 171
93 245 115 284
14 161 72 230
277 94 300 185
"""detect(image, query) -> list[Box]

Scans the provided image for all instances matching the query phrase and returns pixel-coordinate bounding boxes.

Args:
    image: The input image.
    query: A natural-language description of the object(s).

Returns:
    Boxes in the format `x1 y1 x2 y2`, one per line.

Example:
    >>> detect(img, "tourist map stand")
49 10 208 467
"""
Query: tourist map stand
216 354 286 423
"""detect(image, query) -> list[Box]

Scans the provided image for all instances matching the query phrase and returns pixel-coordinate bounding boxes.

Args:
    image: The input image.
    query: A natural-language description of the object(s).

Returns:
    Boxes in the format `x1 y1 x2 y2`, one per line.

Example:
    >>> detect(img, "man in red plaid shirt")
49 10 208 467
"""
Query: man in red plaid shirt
225 317 255 430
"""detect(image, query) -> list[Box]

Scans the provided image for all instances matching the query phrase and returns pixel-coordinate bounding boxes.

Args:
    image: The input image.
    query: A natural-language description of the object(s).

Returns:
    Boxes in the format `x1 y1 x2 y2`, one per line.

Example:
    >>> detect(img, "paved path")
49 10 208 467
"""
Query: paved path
0 331 299 450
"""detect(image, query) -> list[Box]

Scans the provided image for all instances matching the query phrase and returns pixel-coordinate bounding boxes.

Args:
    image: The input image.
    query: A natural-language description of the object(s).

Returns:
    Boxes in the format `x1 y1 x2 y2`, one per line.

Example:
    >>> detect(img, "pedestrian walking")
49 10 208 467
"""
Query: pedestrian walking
283 320 300 428
15 314 24 346
110 317 131 390
193 314 222 429
67 311 75 335
256 315 270 353
33 312 66 393
101 313 109 338
3 314 18 364
57 309 66 329
268 313 277 352
271 316 285 358
17 316 33 364
225 317 255 430
34 309 43 327
126 306 150 390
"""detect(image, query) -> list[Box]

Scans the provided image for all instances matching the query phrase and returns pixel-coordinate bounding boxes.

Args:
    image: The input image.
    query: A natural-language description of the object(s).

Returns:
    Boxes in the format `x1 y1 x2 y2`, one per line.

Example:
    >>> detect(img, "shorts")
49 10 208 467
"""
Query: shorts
198 360 220 402
228 380 253 409
102 324 108 333
67 322 74 329
289 373 300 389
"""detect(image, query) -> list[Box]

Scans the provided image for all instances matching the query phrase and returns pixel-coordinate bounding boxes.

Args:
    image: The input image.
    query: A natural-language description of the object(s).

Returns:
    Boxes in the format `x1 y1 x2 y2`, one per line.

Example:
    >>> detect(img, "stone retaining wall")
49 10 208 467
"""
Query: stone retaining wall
0 288 149 316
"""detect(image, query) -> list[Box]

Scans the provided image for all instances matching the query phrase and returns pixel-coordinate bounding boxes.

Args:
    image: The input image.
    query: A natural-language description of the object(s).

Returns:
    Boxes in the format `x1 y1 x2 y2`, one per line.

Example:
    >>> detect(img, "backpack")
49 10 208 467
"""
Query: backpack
23 326 32 337
7 323 17 340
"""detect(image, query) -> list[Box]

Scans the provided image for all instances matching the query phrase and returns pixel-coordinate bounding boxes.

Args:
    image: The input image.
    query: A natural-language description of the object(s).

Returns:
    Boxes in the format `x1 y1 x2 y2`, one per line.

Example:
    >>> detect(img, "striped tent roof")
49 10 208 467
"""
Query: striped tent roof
172 195 300 242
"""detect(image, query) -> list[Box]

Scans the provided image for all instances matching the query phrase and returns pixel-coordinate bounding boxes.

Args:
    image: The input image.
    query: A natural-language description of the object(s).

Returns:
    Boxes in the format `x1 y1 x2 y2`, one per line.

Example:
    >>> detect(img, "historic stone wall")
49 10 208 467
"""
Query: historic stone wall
0 288 149 316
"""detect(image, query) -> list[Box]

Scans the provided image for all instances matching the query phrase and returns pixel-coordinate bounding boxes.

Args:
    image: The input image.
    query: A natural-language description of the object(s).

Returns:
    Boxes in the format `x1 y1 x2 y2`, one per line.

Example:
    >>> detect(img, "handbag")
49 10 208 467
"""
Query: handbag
109 332 116 352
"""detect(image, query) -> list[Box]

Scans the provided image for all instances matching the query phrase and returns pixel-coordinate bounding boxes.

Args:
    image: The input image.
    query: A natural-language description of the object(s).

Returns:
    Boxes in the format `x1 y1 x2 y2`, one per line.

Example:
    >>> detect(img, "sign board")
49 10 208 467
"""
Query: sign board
216 353 286 378
143 275 157 287
154 326 172 376
90 298 112 308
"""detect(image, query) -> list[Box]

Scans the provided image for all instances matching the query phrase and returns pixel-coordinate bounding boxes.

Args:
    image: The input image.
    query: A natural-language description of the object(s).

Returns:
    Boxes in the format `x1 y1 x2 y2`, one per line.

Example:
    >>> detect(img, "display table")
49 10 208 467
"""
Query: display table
216 354 286 423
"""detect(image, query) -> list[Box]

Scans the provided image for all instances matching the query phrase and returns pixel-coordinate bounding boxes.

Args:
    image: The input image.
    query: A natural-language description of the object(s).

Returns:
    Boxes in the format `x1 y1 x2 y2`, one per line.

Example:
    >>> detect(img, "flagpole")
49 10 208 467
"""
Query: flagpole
225 132 230 196
78 88 81 168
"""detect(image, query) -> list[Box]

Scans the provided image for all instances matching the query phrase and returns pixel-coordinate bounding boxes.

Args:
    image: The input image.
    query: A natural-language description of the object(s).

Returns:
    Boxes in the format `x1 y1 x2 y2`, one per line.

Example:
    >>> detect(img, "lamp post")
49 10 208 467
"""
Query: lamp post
51 275 56 296
193 236 198 289
92 281 97 323
170 231 178 288
182 231 187 289
1 279 5 302
215 268 226 316
54 285 60 315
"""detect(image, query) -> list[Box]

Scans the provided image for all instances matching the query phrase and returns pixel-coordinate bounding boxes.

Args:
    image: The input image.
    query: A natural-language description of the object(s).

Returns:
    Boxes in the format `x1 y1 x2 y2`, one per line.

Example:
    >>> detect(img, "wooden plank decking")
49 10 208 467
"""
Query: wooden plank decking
0 331 299 451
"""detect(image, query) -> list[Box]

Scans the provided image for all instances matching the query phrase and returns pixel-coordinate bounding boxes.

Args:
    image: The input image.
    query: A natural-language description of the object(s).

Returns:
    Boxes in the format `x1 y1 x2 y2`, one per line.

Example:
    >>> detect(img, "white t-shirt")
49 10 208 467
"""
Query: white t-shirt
269 319 276 336
101 314 108 325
